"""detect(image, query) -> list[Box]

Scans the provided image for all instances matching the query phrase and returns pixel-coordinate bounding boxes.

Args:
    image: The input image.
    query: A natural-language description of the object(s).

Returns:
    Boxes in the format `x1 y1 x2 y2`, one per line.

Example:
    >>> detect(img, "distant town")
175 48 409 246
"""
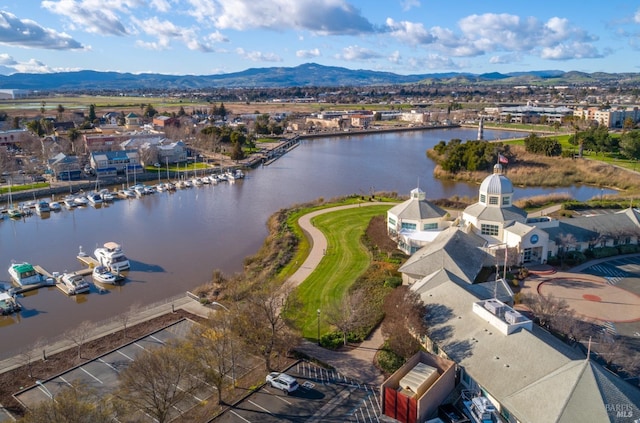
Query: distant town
1 77 640 423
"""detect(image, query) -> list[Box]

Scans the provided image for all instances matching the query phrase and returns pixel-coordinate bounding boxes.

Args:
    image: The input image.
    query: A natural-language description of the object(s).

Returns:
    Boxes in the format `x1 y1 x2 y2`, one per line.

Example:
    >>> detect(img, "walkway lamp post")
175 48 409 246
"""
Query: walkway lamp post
317 309 321 346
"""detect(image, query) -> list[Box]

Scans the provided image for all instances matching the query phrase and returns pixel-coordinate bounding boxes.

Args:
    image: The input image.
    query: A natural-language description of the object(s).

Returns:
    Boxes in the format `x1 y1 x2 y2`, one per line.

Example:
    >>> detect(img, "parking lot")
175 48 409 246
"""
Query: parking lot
212 360 381 423
13 319 218 421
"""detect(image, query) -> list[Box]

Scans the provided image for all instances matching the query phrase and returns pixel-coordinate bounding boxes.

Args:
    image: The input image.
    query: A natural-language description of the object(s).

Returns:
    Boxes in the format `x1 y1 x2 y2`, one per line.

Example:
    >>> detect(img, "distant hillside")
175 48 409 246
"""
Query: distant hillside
0 63 638 91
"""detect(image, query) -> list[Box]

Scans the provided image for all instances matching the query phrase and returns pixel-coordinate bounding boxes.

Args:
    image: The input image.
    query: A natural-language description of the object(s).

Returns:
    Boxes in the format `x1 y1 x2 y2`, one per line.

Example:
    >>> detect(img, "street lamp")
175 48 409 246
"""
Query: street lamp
317 309 321 346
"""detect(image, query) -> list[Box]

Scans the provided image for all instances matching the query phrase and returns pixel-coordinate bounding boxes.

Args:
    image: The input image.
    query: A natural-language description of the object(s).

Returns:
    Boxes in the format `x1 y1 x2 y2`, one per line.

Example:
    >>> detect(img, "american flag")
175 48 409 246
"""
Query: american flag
498 154 509 164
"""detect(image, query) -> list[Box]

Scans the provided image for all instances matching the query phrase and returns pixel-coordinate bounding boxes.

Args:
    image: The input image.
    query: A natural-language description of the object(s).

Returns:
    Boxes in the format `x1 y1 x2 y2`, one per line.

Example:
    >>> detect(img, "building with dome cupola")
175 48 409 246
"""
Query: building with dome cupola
461 163 550 264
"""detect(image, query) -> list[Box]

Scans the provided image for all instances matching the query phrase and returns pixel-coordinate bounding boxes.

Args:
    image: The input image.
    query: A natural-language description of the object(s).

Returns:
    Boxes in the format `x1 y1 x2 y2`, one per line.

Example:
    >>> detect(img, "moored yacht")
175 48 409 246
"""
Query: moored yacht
87 192 103 206
8 262 45 287
60 273 91 295
94 242 130 272
35 200 50 215
92 265 119 285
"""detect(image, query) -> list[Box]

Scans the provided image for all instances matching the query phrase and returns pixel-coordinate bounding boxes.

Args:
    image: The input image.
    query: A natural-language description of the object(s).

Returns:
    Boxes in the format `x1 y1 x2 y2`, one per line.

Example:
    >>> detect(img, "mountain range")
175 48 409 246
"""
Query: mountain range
0 63 639 91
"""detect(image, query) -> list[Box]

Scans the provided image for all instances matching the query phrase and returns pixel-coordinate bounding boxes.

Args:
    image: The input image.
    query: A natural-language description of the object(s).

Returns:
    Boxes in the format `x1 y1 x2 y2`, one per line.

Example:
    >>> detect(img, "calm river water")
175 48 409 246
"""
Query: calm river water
0 128 615 357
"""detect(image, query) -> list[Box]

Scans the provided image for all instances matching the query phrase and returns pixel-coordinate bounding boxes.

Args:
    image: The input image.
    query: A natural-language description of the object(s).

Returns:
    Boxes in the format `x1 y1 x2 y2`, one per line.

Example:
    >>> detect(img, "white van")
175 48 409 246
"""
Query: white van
266 372 299 395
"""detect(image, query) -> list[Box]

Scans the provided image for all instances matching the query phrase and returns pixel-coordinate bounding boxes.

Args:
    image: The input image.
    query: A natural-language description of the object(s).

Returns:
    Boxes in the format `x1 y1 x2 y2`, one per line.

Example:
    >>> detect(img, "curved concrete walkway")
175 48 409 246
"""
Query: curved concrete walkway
286 201 390 385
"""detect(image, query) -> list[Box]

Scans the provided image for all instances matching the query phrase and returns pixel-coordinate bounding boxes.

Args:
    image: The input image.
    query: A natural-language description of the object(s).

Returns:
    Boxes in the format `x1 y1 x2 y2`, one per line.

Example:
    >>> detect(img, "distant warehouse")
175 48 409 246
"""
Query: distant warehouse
0 89 30 100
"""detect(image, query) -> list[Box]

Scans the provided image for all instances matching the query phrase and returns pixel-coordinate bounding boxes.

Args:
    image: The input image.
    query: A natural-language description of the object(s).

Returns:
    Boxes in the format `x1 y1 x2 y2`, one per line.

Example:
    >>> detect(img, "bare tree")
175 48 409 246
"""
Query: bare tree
183 312 240 404
324 289 371 346
381 286 428 359
20 381 113 423
65 320 96 360
118 303 139 341
232 282 299 371
115 343 203 423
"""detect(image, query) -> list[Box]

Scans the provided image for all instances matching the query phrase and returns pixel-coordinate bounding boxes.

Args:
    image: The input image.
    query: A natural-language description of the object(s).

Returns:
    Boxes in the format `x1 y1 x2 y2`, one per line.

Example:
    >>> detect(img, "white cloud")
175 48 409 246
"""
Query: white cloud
489 53 520 64
150 0 172 12
41 0 136 36
0 11 85 50
236 47 282 62
386 18 435 45
452 13 602 61
0 54 81 74
400 0 420 12
388 50 401 64
408 54 460 70
335 45 382 61
187 0 373 35
296 48 321 58
635 9 640 23
132 16 218 52
540 42 602 60
0 54 18 66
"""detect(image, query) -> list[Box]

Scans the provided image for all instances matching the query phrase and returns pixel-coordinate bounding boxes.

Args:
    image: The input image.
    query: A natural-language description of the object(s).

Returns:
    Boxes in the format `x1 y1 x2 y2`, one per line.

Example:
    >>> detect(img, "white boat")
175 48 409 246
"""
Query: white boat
192 177 203 186
35 200 50 214
87 192 103 205
0 292 21 315
8 262 45 286
63 196 77 209
99 189 115 202
60 273 91 295
132 184 146 197
117 189 135 199
49 201 62 211
7 208 24 218
74 196 89 207
92 265 118 284
94 242 130 272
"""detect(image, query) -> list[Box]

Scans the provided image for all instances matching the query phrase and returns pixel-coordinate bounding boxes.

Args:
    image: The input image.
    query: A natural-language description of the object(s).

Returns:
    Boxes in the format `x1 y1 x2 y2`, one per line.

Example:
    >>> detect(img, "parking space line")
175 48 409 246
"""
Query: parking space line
134 342 147 350
262 387 292 405
149 335 165 344
230 410 251 422
80 367 103 384
98 357 120 373
117 350 135 361
248 400 272 415
58 376 73 387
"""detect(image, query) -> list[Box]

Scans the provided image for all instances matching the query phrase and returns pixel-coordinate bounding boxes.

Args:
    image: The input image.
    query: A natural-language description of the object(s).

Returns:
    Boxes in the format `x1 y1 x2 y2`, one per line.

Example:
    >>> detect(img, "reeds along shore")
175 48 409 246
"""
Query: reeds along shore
432 145 639 193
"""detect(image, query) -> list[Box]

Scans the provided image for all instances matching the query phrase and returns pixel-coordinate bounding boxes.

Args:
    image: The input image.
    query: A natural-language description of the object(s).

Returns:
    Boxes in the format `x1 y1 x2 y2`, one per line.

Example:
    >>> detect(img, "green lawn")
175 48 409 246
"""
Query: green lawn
287 204 392 340
0 182 49 195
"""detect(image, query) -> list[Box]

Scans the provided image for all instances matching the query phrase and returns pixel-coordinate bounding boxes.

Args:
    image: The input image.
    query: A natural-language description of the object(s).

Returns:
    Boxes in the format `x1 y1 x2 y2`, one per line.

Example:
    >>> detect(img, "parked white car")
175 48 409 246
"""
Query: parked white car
265 372 299 395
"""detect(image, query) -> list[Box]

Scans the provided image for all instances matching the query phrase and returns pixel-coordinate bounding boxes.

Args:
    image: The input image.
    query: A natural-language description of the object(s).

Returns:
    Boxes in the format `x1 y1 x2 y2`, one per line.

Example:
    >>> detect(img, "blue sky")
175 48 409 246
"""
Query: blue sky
0 0 639 76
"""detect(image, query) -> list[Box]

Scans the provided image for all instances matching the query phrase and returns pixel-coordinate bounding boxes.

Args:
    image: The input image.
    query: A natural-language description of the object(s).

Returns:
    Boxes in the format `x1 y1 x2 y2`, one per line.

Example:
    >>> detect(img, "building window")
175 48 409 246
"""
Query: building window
481 224 499 236
423 223 438 230
502 196 510 206
388 217 396 226
489 196 499 205
625 237 631 245
480 194 486 203
401 222 416 230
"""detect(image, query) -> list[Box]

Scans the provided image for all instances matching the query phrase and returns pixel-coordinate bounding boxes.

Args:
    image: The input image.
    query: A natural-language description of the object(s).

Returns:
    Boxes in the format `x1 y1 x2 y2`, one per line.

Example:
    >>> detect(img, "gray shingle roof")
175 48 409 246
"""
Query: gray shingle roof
388 197 447 221
543 208 640 243
464 202 528 223
398 227 490 283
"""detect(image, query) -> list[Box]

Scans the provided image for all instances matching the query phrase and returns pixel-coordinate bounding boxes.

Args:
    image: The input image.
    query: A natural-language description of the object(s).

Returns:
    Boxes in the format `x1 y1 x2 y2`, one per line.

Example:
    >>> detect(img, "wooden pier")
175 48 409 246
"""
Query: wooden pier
262 137 300 166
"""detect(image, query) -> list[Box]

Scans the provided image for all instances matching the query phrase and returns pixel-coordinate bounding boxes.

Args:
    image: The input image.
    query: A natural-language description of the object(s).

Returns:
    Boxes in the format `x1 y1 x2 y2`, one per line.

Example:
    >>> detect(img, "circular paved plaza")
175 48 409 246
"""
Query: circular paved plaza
537 275 640 323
